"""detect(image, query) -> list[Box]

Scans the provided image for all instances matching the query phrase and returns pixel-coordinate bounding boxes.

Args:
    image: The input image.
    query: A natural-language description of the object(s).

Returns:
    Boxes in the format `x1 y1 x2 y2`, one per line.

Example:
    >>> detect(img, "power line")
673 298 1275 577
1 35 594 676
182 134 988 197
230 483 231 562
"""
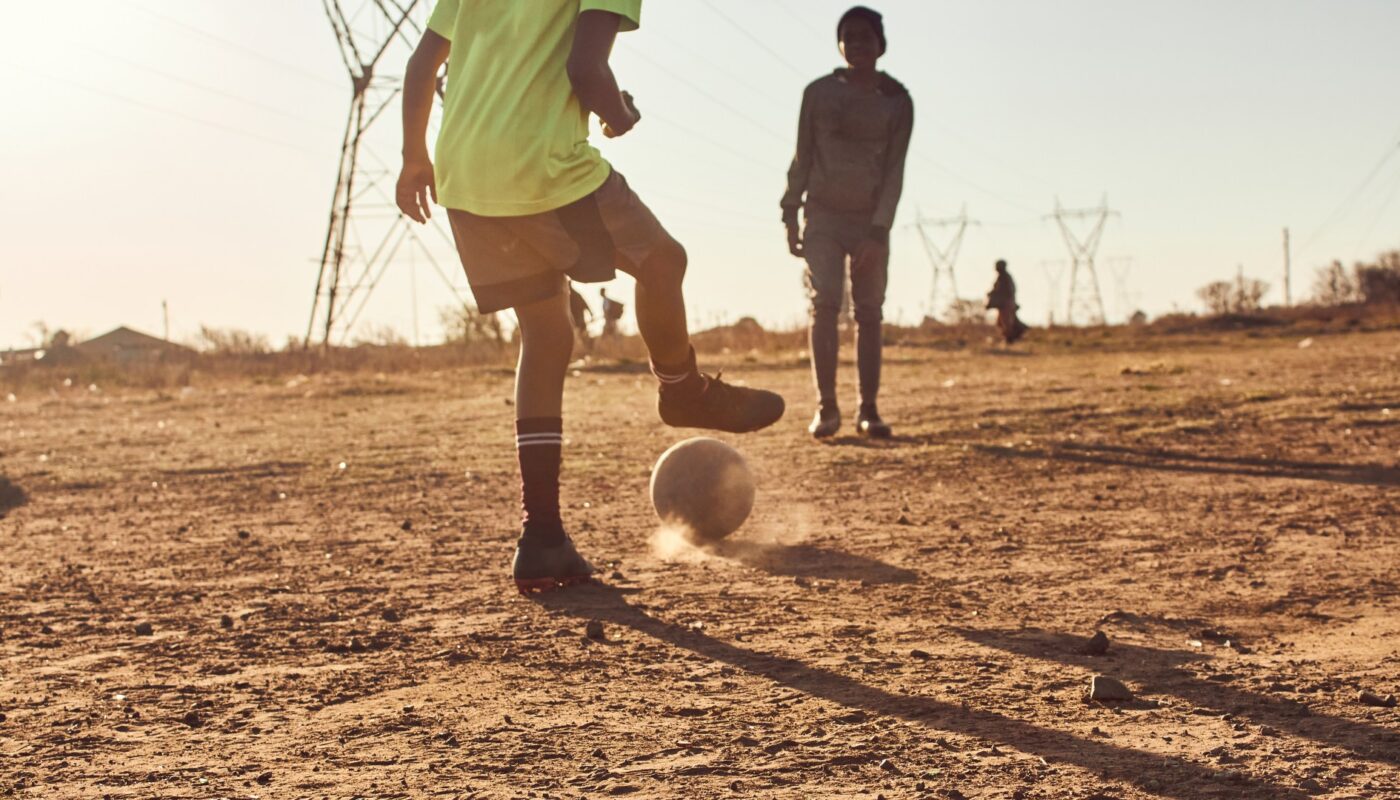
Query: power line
620 45 790 144
0 60 315 155
1298 125 1400 256
112 0 344 89
86 45 330 129
699 0 810 80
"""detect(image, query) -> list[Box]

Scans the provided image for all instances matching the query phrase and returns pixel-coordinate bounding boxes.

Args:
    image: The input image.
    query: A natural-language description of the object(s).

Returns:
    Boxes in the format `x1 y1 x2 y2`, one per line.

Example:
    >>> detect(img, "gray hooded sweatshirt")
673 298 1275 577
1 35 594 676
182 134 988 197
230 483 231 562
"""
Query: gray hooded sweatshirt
780 69 914 240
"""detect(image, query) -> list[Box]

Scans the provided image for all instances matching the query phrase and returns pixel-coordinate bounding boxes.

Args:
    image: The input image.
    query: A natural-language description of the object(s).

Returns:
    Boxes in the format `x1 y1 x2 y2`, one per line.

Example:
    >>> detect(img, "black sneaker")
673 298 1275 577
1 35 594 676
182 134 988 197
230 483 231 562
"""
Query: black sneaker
658 372 785 433
857 409 892 439
512 535 595 594
808 406 841 439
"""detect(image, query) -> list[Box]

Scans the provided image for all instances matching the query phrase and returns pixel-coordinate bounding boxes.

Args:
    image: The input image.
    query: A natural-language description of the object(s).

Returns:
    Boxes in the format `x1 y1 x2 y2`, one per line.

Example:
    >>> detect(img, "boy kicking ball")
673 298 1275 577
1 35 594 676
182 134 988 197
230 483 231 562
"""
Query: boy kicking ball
397 0 785 593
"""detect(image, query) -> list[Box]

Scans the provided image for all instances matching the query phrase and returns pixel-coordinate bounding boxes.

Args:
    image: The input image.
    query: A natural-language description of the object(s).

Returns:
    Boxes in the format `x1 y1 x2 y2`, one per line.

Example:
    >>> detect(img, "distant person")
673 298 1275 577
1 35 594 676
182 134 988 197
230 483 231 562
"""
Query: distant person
986 259 1028 344
600 287 625 337
395 0 784 593
568 284 593 351
781 5 913 440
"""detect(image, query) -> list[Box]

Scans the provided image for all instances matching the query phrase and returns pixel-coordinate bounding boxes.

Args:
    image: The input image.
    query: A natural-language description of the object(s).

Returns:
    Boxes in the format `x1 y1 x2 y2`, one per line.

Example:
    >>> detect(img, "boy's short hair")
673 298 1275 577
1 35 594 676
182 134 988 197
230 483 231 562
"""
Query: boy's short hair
837 6 886 54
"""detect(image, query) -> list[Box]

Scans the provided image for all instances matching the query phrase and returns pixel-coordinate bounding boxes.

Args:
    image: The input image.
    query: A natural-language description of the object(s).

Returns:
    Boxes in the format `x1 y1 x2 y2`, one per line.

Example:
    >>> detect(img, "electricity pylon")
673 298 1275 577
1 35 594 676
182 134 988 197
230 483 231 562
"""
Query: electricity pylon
306 0 460 348
913 206 977 320
1047 197 1116 326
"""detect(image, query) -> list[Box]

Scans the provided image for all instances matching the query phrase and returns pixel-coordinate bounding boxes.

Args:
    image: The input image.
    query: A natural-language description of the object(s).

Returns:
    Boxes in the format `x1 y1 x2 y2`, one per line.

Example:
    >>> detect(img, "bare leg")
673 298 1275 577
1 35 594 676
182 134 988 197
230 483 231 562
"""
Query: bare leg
513 291 575 419
624 238 691 367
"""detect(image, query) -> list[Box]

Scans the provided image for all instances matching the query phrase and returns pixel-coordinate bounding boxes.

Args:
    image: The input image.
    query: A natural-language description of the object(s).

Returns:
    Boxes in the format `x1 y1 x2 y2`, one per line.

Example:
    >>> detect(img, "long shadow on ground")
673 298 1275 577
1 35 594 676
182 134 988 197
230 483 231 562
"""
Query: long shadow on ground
537 585 1310 800
0 476 27 518
708 541 917 584
955 627 1400 768
976 442 1400 487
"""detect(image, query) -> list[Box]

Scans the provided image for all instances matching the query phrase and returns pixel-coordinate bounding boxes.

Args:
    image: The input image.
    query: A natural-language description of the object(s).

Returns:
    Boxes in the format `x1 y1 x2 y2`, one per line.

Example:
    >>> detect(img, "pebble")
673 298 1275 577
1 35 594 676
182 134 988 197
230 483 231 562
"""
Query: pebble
909 649 932 660
1358 690 1397 708
381 608 401 623
255 771 273 785
1088 675 1134 702
181 711 202 728
219 615 234 630
1081 630 1110 655
400 519 413 531
236 530 250 540
585 620 605 640
134 622 154 637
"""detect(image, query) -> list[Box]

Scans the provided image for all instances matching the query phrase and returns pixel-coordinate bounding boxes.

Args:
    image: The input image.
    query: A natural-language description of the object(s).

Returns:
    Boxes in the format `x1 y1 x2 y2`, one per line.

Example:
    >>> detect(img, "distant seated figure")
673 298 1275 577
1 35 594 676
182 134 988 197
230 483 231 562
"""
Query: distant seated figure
600 287 624 336
986 259 1028 344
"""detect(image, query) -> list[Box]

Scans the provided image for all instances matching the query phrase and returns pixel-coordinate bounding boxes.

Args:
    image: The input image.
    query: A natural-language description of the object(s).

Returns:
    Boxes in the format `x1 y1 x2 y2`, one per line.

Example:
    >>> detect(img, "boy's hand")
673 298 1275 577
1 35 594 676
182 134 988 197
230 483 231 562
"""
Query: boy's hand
853 238 889 273
786 222 804 258
603 91 640 138
396 157 437 223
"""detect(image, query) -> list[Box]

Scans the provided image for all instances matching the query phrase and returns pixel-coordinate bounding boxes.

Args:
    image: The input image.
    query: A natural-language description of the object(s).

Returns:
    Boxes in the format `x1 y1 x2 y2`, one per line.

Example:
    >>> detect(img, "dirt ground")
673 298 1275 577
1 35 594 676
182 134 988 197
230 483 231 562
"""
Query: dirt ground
2 328 1398 799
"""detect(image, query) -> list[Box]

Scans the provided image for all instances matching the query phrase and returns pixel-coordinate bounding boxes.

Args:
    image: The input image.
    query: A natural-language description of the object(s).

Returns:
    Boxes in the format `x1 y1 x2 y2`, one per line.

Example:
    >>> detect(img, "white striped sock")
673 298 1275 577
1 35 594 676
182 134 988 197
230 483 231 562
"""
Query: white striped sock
516 433 563 448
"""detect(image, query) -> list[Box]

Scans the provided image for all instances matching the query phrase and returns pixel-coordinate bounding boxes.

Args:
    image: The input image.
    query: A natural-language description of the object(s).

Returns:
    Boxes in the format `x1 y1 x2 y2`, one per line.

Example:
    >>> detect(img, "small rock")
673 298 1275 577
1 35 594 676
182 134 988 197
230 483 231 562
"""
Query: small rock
895 513 913 526
181 711 203 728
236 530 250 540
41 624 54 635
1358 690 1397 708
1081 630 1110 655
255 771 272 785
219 615 234 630
1298 777 1323 793
400 519 413 531
1088 675 1134 702
381 608 401 623
585 620 605 640
878 757 900 773
940 790 968 800
910 649 932 660
134 622 154 637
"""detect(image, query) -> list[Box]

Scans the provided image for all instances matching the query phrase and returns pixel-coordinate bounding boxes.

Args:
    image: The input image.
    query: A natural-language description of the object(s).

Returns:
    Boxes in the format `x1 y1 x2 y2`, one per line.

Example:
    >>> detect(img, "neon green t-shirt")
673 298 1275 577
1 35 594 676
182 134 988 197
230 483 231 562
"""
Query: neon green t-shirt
426 0 642 217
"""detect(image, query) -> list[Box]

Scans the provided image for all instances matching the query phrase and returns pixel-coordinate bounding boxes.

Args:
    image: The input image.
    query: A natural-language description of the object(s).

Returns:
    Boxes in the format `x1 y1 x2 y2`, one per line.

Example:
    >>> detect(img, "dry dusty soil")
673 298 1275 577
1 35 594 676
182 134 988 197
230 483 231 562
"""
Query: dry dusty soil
2 329 1399 799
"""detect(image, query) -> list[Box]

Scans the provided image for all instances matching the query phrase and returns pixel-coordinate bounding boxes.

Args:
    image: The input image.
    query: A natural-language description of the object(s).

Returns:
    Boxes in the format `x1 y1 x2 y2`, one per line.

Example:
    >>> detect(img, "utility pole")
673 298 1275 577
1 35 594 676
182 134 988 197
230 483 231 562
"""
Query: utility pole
306 0 463 349
1283 227 1292 306
912 206 978 320
1047 197 1116 326
162 300 170 341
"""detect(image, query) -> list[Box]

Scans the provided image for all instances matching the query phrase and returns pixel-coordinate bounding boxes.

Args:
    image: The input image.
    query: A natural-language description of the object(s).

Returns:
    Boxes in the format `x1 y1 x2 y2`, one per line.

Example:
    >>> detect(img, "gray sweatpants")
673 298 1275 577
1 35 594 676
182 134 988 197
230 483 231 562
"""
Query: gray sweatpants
802 209 888 412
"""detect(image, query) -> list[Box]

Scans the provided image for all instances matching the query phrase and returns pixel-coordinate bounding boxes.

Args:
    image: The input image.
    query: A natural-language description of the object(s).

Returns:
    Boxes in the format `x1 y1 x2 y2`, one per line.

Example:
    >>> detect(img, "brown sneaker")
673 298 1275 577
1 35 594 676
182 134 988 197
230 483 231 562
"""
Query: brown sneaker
808 406 841 439
657 373 785 433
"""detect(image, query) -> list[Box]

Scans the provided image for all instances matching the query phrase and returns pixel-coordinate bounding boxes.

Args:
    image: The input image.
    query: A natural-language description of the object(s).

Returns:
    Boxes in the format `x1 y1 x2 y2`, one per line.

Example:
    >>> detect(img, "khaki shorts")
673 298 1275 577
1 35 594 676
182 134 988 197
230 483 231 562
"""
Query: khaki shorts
446 170 673 313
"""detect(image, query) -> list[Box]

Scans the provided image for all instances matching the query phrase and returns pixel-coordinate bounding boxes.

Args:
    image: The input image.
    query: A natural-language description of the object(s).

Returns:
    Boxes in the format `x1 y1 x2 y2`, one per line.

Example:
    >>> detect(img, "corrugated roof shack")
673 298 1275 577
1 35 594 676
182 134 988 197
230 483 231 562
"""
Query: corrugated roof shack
74 327 193 364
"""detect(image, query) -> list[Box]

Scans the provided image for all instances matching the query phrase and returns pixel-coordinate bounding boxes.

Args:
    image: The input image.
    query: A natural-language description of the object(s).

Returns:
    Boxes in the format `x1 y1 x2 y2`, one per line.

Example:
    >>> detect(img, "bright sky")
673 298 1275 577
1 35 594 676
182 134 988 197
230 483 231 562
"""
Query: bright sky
3 0 1399 349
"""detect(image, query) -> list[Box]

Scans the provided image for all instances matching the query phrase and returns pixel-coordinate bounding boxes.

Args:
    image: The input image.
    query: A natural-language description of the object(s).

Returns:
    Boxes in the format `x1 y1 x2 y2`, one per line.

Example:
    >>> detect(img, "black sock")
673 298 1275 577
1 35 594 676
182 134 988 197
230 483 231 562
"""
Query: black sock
515 418 565 545
652 346 706 395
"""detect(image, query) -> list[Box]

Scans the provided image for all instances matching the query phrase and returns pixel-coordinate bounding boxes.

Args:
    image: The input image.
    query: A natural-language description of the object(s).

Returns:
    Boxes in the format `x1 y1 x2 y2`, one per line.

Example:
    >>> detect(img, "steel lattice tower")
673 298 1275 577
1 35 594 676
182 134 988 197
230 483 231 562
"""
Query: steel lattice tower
1047 198 1116 326
913 206 977 320
306 0 460 348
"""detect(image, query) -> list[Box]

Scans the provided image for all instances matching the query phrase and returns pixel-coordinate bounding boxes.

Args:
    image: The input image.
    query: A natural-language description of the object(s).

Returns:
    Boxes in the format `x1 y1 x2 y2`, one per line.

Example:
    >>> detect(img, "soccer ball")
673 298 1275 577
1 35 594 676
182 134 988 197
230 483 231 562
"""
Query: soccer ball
649 437 755 543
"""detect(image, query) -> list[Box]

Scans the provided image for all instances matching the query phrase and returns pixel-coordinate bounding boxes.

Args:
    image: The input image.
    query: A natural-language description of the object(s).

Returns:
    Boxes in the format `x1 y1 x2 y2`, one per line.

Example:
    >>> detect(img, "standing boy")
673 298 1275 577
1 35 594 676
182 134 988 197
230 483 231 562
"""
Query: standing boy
599 287 624 337
397 0 785 592
782 6 913 440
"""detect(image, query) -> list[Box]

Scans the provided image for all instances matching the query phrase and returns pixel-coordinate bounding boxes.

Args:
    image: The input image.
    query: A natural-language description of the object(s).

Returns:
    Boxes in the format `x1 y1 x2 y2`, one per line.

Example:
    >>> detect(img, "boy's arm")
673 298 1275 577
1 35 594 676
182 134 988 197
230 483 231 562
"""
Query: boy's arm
396 29 451 224
870 94 914 239
780 85 815 256
568 11 640 138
